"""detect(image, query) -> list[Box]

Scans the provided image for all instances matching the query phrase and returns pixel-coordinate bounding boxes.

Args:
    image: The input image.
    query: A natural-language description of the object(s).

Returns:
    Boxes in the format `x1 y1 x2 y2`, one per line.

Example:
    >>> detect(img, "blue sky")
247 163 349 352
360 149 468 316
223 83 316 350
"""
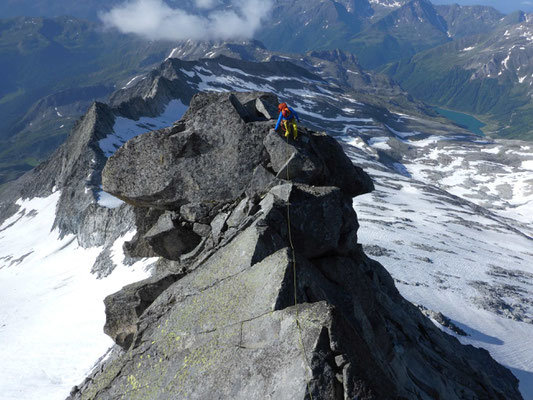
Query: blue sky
431 0 533 13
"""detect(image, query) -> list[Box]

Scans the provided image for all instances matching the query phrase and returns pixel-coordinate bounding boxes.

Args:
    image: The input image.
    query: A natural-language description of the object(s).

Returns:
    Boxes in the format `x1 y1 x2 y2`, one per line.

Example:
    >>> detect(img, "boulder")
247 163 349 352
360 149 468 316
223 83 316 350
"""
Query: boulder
210 211 229 241
123 207 164 259
264 129 323 183
144 212 201 260
103 273 182 350
179 202 211 223
234 91 279 120
263 129 374 196
102 93 271 209
260 183 359 258
309 132 374 197
226 197 252 228
244 164 280 198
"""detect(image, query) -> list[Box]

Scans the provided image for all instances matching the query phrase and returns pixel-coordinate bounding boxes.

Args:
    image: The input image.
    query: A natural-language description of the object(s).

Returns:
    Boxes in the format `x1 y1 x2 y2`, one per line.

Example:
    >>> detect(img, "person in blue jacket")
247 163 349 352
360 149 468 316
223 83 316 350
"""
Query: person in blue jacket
275 102 300 140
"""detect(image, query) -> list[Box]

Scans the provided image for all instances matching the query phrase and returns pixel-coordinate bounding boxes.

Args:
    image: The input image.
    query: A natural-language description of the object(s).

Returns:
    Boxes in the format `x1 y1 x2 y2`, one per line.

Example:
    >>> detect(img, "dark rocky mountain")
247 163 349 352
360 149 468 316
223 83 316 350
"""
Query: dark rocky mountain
0 16 177 186
347 0 451 68
163 41 430 113
0 0 469 70
387 12 533 140
62 90 521 400
365 0 411 19
256 0 368 53
435 4 505 38
258 0 523 70
255 0 454 68
162 39 271 62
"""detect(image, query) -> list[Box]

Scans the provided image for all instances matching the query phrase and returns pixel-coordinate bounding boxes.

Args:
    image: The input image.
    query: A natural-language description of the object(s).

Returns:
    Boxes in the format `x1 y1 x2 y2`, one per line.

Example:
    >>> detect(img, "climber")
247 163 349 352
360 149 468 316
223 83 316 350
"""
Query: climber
275 102 300 140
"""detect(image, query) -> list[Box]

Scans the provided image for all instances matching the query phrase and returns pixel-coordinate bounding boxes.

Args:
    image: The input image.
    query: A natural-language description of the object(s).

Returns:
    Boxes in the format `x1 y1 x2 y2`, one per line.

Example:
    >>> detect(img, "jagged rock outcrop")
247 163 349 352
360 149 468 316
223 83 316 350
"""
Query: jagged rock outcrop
103 272 184 350
102 90 371 214
0 102 136 274
0 61 198 277
68 92 522 400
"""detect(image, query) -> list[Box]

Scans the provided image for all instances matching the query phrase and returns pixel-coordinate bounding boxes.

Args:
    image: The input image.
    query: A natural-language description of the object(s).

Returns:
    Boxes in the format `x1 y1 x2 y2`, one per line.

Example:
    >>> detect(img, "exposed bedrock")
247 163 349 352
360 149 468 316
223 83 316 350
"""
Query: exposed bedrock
102 91 373 209
69 92 522 400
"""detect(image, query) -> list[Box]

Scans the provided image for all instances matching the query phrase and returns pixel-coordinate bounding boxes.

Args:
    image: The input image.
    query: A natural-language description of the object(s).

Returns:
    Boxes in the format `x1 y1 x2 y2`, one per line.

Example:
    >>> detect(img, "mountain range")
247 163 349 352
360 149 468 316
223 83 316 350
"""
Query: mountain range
3 0 533 187
0 16 178 185
0 51 532 398
387 10 533 140
1 42 532 398
1 3 533 397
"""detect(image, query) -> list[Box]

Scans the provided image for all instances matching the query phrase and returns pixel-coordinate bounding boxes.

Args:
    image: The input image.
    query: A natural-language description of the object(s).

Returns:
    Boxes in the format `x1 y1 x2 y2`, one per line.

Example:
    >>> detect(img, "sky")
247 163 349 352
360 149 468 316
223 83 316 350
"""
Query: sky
431 0 533 13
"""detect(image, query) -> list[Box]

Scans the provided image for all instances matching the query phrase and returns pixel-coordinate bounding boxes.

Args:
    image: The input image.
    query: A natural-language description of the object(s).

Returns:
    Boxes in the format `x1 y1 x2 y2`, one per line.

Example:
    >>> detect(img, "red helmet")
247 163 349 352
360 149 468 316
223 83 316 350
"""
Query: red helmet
282 107 291 118
278 102 288 112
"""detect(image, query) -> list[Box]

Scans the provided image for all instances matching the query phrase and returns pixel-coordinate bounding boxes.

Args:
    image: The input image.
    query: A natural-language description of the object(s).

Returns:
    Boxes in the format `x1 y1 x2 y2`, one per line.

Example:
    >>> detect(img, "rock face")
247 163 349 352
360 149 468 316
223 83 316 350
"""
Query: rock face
0 101 138 277
68 92 522 400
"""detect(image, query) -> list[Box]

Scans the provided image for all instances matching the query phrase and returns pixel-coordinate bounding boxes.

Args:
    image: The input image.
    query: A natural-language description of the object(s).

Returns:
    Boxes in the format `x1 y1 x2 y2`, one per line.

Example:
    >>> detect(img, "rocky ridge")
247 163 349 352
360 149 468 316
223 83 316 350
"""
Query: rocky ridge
1 50 531 397
68 91 521 400
0 58 200 275
0 51 430 281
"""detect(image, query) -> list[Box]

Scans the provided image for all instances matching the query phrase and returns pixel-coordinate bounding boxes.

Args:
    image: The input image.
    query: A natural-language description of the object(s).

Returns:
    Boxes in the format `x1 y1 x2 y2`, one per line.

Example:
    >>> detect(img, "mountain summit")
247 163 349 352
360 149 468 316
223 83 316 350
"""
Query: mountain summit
63 91 522 400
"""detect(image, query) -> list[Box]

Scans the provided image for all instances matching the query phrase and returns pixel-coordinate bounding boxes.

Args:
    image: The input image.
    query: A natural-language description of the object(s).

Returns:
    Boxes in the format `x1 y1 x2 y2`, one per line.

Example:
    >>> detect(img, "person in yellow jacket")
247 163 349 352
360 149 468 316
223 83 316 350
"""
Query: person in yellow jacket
275 102 300 140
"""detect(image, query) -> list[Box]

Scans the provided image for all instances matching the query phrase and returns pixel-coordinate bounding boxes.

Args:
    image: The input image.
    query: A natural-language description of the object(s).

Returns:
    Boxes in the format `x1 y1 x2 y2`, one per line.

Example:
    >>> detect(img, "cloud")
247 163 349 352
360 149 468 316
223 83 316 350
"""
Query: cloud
100 0 273 41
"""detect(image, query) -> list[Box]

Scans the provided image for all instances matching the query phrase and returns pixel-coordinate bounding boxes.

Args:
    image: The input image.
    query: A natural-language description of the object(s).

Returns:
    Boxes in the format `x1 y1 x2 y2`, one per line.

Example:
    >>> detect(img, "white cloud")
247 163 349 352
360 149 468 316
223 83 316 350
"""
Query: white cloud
100 0 273 41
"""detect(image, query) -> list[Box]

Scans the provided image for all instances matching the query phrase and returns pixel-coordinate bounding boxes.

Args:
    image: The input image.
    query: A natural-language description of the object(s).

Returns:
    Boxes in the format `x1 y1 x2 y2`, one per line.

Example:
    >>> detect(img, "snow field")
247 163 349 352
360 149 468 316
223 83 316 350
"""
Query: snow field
98 99 189 158
351 125 533 227
350 156 533 399
0 193 153 400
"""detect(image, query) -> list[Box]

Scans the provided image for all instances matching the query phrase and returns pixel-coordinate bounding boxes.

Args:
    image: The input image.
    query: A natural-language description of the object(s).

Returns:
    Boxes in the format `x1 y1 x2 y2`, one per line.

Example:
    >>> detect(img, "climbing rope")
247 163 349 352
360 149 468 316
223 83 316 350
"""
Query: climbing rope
285 129 314 400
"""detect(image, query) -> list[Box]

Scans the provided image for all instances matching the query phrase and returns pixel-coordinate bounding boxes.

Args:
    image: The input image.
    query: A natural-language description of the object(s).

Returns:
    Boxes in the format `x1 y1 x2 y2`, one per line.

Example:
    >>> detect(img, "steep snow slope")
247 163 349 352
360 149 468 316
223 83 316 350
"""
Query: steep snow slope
0 193 154 400
345 136 533 397
98 100 188 158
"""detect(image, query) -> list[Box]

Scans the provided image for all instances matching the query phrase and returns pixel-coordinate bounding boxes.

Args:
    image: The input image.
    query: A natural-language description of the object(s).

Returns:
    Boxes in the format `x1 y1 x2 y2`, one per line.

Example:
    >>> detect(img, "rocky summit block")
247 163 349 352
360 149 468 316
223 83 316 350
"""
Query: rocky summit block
102 91 373 211
70 92 522 400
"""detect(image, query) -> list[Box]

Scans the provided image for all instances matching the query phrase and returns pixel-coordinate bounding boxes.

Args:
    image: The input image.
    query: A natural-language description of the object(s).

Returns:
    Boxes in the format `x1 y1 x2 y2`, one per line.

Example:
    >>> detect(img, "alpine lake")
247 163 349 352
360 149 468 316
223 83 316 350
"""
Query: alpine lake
435 107 486 136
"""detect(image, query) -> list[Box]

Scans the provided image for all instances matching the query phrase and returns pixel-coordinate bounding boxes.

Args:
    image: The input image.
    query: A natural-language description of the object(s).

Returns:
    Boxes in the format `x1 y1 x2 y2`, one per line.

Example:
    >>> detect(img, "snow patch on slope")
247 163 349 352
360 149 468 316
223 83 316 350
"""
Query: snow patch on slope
523 159 533 170
0 193 153 400
99 99 188 158
97 188 125 209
